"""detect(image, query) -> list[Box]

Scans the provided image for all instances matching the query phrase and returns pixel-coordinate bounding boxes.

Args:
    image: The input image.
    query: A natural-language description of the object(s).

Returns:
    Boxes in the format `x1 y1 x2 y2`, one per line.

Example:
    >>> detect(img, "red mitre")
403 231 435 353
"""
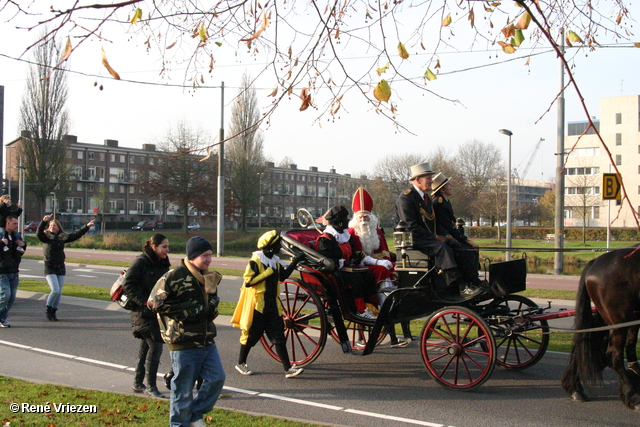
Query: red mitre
352 187 373 214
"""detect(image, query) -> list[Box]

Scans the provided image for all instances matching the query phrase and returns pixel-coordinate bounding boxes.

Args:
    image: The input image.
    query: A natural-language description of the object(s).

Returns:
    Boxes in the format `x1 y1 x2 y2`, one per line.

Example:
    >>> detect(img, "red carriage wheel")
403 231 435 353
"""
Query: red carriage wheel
485 295 549 370
260 279 328 367
421 306 496 390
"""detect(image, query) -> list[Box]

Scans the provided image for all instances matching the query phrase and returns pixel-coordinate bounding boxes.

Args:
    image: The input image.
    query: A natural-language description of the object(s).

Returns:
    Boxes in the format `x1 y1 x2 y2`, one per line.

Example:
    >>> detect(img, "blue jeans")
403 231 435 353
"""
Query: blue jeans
0 228 23 242
170 344 226 427
0 273 19 322
45 274 65 308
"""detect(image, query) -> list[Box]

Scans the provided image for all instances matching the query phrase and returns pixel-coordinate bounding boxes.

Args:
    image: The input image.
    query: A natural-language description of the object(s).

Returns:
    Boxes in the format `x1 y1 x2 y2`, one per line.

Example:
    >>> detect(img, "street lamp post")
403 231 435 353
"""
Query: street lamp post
499 129 513 261
15 158 27 232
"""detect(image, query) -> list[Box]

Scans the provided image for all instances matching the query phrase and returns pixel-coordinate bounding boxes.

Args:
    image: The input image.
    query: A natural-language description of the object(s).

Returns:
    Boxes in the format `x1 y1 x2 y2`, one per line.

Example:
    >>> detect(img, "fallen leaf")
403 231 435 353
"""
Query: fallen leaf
373 79 391 103
101 47 121 80
397 42 409 59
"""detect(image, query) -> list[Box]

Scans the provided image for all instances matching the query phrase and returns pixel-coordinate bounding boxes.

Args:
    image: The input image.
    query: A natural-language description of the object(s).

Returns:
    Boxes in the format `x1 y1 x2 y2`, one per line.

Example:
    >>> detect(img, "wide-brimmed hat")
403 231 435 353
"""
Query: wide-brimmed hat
409 162 434 180
352 187 373 215
431 172 451 196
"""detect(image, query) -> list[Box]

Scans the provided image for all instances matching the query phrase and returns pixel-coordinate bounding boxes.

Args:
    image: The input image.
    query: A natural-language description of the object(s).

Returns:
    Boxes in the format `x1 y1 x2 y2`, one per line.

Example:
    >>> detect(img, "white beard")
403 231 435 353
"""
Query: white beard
353 220 380 255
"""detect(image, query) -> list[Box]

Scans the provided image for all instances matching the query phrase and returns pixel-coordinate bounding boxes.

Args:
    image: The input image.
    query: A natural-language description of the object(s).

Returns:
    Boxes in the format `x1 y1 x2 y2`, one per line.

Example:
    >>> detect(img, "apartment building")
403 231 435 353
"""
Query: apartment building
564 94 640 228
6 133 195 225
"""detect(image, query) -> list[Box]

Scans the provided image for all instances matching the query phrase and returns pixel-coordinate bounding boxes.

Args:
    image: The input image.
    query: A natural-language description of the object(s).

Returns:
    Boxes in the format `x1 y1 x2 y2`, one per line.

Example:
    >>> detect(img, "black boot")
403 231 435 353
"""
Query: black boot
145 359 167 399
46 306 54 321
51 308 59 321
132 358 146 393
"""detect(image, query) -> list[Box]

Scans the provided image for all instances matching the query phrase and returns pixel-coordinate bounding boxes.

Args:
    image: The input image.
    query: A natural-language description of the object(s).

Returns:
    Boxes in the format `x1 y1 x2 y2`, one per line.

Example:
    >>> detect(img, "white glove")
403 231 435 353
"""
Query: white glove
362 256 377 266
338 259 344 269
377 259 393 270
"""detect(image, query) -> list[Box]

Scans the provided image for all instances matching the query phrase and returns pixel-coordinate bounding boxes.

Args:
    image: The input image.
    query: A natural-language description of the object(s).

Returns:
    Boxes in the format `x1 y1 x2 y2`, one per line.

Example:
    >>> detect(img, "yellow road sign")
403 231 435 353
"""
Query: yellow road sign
602 173 621 200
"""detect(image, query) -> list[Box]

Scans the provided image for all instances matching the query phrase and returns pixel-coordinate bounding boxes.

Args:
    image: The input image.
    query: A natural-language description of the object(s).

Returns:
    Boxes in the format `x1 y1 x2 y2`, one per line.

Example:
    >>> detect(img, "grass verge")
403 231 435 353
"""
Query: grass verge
0 376 318 427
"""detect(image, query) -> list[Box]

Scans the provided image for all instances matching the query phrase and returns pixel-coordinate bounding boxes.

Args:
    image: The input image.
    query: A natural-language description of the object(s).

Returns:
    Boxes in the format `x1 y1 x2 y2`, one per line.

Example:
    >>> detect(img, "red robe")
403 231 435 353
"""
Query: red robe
348 227 395 284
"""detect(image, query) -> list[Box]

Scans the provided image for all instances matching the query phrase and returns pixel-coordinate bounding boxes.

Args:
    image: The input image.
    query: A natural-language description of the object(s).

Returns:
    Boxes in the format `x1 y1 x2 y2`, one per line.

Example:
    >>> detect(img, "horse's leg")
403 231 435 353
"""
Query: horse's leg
609 328 640 410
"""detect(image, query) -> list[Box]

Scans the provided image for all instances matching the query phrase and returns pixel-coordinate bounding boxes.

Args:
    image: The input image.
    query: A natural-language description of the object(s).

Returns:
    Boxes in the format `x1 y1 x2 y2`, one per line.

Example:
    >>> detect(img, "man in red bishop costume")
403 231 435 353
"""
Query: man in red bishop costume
347 187 395 285
348 187 412 346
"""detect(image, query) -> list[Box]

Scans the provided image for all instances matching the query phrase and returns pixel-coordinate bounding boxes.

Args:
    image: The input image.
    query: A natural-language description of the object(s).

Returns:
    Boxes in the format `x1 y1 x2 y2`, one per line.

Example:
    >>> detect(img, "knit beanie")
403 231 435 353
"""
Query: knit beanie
186 236 212 260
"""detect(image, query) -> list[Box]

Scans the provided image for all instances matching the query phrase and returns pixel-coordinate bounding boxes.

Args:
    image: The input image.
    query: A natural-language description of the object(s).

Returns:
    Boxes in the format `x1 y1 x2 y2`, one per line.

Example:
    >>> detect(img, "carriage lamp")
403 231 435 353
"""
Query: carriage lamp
393 221 413 268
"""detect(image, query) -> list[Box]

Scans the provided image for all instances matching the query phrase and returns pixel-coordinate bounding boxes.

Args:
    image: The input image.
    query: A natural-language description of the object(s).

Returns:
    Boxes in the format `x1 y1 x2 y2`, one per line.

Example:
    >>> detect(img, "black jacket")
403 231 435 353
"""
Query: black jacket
37 220 90 275
0 232 25 274
432 196 468 244
395 187 447 248
122 248 171 340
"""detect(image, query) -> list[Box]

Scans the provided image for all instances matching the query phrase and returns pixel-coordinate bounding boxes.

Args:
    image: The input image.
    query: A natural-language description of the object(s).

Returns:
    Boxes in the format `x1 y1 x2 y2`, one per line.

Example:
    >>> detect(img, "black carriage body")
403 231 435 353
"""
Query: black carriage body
276 228 546 389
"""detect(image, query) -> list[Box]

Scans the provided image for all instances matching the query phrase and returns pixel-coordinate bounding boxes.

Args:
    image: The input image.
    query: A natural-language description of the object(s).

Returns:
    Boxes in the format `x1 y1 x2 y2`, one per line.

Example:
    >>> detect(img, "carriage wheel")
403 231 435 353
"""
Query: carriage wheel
421 307 496 390
487 295 549 370
260 279 328 367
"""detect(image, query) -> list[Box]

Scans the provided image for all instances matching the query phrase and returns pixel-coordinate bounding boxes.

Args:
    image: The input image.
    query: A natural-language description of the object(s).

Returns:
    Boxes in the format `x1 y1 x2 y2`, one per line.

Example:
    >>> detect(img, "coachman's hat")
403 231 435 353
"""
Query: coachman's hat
409 162 434 180
431 172 451 196
351 187 373 215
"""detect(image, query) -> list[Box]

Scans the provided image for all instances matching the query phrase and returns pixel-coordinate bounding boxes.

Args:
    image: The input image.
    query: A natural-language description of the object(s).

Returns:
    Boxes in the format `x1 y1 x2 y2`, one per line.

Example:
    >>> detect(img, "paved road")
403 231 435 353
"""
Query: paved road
1 293 638 427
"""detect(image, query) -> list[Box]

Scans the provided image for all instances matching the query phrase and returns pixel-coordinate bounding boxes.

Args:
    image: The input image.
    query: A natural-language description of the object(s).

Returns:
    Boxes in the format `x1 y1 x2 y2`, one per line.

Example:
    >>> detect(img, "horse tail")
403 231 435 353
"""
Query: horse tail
562 259 606 393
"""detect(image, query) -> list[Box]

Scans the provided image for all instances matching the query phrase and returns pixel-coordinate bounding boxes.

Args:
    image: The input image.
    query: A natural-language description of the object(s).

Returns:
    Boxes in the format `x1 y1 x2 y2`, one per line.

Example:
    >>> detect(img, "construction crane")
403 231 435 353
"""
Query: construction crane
514 137 545 181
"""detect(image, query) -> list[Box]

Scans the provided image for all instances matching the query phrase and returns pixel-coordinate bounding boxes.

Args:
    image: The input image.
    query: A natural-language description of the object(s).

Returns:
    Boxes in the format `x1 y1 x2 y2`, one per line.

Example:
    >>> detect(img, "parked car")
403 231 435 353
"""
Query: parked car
131 221 156 231
187 222 201 231
24 221 40 232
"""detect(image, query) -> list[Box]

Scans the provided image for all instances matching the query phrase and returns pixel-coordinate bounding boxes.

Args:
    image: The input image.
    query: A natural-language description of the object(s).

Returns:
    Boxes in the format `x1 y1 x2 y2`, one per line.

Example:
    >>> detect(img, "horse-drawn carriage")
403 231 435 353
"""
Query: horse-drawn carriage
257 223 551 390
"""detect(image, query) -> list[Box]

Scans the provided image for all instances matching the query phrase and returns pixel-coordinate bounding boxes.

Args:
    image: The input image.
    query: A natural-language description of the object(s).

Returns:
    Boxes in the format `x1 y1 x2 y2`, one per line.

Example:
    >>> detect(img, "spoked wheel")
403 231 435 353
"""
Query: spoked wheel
329 318 388 350
260 279 328 367
484 294 549 370
421 306 496 390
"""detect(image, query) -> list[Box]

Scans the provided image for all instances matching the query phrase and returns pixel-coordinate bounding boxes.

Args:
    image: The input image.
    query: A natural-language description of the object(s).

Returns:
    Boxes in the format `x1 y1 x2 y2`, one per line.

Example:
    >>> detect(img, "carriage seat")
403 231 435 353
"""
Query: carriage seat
280 229 335 273
398 249 432 269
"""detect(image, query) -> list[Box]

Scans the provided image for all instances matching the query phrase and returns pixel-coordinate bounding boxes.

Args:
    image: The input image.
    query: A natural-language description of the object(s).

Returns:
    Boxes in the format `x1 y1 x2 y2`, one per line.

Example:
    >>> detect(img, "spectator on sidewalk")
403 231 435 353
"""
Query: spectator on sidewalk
148 236 225 427
0 215 26 328
122 234 171 399
36 214 95 321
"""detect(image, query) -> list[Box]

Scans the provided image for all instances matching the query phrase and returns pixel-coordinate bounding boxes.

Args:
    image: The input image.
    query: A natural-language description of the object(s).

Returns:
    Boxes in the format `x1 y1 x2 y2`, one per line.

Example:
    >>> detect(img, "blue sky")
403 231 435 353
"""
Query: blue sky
0 2 638 181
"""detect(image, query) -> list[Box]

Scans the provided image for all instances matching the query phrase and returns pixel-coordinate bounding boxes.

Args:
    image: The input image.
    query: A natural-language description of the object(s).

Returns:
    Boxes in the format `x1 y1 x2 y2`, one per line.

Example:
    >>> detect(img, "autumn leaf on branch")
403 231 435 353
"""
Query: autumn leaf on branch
497 41 516 54
442 13 452 27
566 30 584 45
101 47 121 80
397 42 409 59
515 11 531 30
130 8 143 25
424 68 437 81
373 80 391 103
60 37 72 62
299 87 312 111
502 24 515 39
376 62 390 76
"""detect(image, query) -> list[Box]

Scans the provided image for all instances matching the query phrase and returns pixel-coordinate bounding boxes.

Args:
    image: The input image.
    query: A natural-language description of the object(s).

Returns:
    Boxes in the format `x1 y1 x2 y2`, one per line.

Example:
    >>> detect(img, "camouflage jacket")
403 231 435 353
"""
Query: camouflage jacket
147 259 217 350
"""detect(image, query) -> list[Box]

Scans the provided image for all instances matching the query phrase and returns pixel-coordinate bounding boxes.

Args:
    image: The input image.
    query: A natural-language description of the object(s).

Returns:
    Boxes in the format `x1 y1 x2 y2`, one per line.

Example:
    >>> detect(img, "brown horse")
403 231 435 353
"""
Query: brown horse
561 247 640 410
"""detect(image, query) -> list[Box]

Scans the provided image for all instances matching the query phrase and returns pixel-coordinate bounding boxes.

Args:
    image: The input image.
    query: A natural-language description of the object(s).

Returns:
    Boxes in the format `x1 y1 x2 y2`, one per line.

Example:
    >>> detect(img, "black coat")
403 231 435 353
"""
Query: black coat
432 196 468 244
37 220 90 275
0 232 25 274
122 248 171 340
